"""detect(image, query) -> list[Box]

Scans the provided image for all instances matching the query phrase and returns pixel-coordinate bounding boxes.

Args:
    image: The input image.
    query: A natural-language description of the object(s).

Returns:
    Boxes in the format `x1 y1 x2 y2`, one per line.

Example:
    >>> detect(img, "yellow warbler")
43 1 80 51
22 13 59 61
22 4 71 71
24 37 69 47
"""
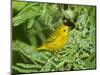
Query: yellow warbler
37 20 75 52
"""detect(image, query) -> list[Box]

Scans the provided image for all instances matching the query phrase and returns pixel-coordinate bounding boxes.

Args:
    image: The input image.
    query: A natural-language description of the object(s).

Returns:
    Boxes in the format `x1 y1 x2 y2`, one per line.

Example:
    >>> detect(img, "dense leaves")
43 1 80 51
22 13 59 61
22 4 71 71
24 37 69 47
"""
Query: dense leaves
12 1 96 74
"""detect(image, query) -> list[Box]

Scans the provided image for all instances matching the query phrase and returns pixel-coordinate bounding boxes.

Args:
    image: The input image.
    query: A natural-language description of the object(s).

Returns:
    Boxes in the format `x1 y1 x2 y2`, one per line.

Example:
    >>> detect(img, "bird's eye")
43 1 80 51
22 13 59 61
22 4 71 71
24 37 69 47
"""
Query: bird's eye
63 30 66 32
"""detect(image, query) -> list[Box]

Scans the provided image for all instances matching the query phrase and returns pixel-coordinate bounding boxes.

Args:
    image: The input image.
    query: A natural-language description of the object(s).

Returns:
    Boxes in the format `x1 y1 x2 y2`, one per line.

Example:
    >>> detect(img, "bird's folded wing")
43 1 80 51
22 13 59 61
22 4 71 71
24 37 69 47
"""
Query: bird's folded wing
46 35 57 43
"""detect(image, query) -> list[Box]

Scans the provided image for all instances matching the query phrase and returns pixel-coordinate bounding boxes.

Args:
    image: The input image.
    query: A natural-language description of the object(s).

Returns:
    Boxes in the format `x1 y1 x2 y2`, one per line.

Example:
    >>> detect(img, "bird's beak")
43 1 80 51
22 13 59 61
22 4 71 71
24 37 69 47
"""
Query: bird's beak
63 19 75 30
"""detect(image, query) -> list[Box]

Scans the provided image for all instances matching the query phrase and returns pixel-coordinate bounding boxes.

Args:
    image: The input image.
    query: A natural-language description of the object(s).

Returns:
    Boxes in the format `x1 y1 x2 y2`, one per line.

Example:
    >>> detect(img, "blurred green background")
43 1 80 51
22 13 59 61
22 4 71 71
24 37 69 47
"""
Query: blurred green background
12 1 96 74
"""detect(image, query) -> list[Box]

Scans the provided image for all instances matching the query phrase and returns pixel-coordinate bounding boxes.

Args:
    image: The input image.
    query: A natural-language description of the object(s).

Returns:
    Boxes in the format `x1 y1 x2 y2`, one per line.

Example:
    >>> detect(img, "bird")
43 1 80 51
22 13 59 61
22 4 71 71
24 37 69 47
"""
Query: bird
37 19 75 52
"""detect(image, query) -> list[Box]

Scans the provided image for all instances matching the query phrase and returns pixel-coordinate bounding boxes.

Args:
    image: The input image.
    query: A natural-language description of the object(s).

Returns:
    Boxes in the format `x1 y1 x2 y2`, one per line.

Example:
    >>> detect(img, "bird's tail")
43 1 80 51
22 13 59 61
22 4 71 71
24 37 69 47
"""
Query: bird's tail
37 46 48 51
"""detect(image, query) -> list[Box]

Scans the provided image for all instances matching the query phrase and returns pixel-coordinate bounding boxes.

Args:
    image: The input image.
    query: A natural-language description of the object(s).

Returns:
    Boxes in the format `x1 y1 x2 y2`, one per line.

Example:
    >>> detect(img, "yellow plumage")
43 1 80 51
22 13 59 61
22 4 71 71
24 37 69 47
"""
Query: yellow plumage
37 20 75 52
38 25 69 52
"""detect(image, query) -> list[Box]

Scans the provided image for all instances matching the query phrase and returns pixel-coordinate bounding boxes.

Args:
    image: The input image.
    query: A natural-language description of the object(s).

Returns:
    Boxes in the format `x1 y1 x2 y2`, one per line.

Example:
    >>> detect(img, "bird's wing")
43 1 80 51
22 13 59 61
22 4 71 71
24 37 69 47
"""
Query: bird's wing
45 32 58 43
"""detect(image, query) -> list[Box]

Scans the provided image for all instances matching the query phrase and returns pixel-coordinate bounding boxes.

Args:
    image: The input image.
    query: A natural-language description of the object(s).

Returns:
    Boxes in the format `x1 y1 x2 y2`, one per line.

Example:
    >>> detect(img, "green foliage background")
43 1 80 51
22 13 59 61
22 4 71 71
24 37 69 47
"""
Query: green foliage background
12 1 96 74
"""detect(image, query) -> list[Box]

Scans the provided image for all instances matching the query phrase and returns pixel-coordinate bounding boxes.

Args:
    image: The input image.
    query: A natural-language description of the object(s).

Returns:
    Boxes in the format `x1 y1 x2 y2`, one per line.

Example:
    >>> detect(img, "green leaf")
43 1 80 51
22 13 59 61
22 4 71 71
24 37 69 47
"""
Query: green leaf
12 1 28 11
13 10 36 26
16 63 42 69
56 60 66 69
12 66 38 73
44 63 51 72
